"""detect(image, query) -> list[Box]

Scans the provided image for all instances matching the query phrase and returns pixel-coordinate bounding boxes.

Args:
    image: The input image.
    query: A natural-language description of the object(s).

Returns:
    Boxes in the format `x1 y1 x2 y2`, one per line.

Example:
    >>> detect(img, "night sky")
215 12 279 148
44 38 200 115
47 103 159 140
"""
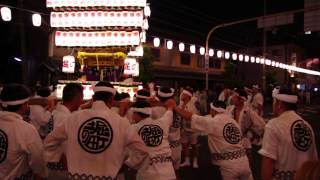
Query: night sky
0 0 319 84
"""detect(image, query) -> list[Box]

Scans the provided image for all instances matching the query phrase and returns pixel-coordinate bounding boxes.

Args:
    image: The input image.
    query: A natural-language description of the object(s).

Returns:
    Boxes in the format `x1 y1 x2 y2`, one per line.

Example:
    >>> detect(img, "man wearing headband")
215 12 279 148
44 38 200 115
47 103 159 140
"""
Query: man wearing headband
259 88 318 180
152 86 182 176
230 88 266 176
121 89 151 123
44 81 149 179
179 87 200 168
251 85 264 117
48 83 84 180
175 101 253 180
131 100 176 180
0 84 47 179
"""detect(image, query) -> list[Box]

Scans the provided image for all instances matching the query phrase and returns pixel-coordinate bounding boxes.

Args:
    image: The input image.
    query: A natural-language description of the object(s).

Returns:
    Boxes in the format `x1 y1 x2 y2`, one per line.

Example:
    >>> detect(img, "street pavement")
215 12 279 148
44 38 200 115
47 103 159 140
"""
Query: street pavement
179 100 320 180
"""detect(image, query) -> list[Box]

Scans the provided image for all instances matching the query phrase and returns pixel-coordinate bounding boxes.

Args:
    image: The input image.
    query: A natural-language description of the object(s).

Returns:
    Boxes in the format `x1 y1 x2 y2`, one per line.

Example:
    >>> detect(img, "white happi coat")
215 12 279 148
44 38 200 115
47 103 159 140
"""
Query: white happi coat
44 101 149 179
0 111 47 180
52 103 72 129
259 111 318 180
191 113 252 179
230 104 266 149
29 104 52 136
133 110 176 180
152 106 182 169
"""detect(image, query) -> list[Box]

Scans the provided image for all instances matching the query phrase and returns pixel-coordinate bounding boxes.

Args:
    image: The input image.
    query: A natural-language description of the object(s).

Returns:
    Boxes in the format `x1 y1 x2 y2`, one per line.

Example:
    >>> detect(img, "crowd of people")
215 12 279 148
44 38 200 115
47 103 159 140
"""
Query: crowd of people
0 81 318 180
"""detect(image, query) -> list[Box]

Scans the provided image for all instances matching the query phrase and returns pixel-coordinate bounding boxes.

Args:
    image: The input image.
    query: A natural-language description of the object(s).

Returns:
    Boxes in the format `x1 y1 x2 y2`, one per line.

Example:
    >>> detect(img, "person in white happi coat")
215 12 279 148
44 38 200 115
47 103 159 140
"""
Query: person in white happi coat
229 88 266 172
44 81 149 179
29 87 53 138
152 87 182 174
259 88 318 180
48 83 84 180
179 88 200 168
251 85 264 117
0 84 47 180
122 89 150 123
131 100 176 180
175 101 253 180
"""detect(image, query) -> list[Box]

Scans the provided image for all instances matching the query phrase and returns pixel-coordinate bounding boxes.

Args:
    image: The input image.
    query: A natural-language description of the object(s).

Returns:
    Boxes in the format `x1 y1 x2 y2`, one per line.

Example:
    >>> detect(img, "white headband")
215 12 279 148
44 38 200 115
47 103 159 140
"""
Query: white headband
131 107 152 115
0 98 30 107
181 90 192 97
93 86 117 95
274 94 298 104
158 88 175 98
210 103 226 113
136 94 150 99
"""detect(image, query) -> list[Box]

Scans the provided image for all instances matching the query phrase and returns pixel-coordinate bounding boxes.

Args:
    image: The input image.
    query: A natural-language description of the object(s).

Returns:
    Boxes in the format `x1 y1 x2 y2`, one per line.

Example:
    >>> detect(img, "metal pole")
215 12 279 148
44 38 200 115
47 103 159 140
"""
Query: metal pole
18 0 28 84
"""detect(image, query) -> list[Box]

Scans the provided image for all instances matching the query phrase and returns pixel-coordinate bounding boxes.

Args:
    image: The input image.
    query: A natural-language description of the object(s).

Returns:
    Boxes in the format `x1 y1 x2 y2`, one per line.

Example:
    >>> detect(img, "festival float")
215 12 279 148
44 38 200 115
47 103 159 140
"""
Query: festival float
46 0 150 100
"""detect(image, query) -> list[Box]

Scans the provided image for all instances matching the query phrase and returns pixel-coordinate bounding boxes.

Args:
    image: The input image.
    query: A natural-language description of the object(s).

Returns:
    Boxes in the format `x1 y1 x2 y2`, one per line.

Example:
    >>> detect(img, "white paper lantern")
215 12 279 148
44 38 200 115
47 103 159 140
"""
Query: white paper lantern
62 56 75 73
166 40 173 50
255 57 260 63
144 5 151 17
232 53 237 60
190 45 196 54
245 55 249 62
224 52 230 59
32 13 42 27
209 49 214 57
239 54 244 61
179 43 185 52
153 37 160 47
250 56 255 63
200 47 205 55
260 58 265 64
217 50 223 58
1 7 12 21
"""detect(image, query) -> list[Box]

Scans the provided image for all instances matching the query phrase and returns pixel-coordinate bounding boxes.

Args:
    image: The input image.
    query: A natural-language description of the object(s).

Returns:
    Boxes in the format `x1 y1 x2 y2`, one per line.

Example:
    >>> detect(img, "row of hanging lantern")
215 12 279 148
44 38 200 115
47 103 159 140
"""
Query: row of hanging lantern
50 11 147 28
46 0 147 8
152 37 320 76
1 6 42 26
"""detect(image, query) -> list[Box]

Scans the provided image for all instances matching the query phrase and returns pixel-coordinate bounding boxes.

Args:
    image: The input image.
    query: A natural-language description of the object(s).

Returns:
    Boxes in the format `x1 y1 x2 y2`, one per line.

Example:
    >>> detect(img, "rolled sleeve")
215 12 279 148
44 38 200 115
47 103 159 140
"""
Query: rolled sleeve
191 115 211 134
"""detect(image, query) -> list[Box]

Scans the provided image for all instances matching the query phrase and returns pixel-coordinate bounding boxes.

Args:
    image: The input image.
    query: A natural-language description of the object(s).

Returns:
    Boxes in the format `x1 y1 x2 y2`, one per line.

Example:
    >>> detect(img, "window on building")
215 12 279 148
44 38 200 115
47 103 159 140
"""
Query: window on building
209 57 221 69
197 56 205 68
180 53 191 65
150 48 160 61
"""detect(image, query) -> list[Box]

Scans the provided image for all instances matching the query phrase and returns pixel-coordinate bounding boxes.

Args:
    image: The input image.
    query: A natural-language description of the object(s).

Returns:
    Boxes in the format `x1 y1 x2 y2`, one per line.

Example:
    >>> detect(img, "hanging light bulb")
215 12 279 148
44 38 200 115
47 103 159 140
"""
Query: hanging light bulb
200 47 205 55
153 37 160 47
32 13 42 26
144 5 151 17
179 43 185 52
190 45 196 54
217 50 223 58
209 49 214 57
166 40 173 49
239 54 244 61
1 7 12 21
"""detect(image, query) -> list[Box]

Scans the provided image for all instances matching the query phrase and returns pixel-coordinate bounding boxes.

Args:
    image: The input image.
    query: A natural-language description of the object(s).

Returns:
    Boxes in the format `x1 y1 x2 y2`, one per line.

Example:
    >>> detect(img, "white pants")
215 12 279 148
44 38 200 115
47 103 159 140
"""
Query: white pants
217 157 253 180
